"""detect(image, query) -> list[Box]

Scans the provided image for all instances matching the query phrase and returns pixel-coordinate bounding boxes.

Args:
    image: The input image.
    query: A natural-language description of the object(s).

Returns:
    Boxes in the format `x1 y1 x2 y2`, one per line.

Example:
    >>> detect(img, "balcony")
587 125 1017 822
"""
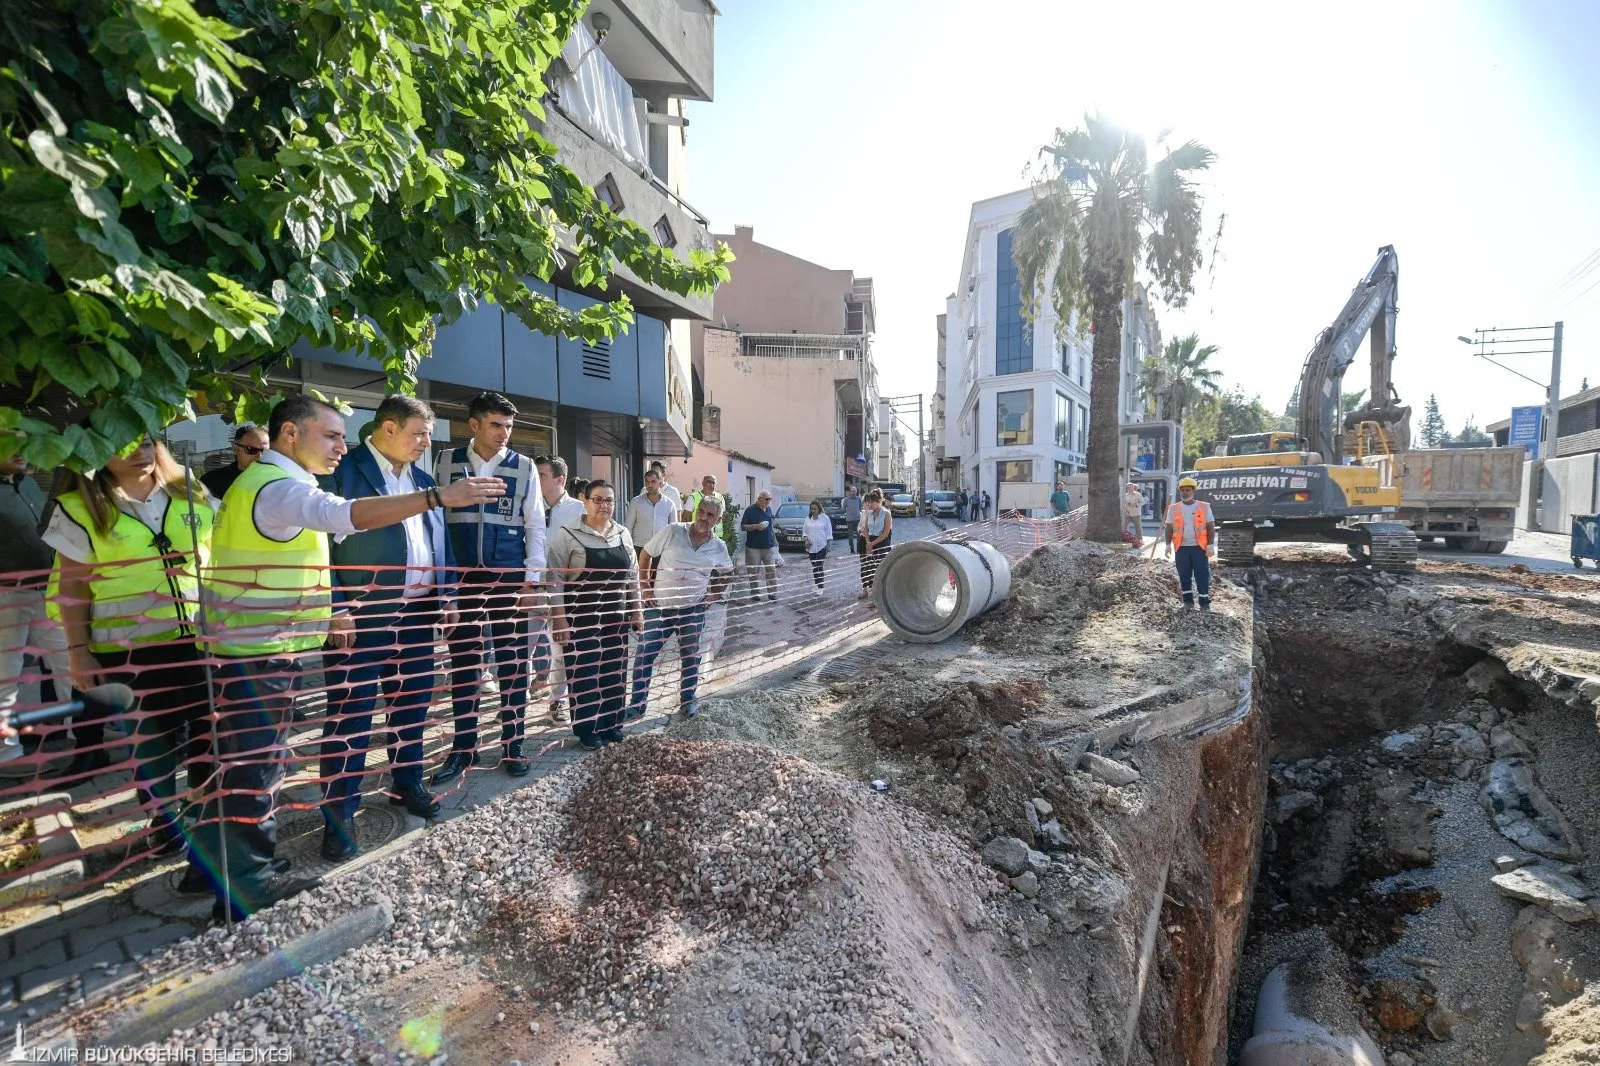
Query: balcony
539 12 716 320
584 0 715 103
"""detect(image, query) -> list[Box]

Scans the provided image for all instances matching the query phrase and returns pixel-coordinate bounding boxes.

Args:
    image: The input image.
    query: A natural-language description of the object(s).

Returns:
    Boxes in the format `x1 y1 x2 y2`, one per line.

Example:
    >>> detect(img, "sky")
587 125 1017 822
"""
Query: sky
684 0 1600 439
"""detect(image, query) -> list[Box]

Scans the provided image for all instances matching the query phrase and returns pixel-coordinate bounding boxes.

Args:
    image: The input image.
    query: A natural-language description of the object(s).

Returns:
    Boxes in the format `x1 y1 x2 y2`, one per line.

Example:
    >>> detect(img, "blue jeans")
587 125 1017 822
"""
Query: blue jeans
627 603 708 716
1175 545 1211 606
320 600 438 824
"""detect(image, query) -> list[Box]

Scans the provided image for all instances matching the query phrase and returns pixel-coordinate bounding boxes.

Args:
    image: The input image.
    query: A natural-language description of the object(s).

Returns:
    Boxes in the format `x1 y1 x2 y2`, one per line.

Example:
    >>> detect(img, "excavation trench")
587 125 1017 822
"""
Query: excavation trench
1225 562 1600 1066
42 545 1600 1065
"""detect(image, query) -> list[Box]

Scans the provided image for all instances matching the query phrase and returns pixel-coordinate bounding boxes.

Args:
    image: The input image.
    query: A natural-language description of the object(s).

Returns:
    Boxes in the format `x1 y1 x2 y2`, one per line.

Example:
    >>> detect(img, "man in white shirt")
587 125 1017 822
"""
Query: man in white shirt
647 460 683 515
433 392 546 785
626 467 678 563
316 395 461 862
627 494 733 720
194 394 503 920
531 455 586 722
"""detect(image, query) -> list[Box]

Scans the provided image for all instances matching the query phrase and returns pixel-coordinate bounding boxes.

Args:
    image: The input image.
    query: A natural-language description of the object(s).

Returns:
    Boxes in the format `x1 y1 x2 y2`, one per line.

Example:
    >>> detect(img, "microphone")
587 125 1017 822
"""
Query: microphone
9 684 138 728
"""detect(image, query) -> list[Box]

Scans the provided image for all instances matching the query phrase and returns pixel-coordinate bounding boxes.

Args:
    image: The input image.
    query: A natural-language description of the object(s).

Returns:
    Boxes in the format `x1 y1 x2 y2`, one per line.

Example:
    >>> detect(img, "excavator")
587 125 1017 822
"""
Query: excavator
1190 245 1419 570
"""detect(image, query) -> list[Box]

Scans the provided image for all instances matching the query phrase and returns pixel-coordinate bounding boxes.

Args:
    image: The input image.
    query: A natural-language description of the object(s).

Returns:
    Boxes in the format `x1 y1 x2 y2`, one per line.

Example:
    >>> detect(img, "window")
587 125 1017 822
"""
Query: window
966 405 978 445
845 301 866 335
595 174 623 211
998 460 1033 483
993 228 1030 375
1076 403 1088 452
1055 392 1071 448
653 215 677 248
996 390 1033 446
1055 460 1073 483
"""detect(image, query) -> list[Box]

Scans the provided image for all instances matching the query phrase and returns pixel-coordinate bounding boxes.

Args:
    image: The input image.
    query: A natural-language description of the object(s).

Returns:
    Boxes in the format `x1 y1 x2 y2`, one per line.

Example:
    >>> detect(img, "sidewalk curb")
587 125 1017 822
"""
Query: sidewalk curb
97 903 393 1049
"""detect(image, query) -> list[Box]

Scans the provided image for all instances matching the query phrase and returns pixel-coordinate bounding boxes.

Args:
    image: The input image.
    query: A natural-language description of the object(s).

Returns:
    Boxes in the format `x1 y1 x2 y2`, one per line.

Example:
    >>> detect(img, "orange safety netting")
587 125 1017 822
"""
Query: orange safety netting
0 511 1084 910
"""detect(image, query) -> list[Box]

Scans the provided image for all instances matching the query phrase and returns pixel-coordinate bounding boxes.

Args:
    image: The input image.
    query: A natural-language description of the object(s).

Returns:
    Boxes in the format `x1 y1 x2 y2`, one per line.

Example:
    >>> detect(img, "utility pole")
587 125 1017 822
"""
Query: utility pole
1545 321 1564 468
1459 321 1566 532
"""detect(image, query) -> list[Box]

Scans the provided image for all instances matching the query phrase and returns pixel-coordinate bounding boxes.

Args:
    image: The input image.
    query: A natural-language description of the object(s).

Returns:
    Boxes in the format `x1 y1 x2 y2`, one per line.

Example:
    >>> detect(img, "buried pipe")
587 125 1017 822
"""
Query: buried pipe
873 539 1011 643
1240 963 1385 1066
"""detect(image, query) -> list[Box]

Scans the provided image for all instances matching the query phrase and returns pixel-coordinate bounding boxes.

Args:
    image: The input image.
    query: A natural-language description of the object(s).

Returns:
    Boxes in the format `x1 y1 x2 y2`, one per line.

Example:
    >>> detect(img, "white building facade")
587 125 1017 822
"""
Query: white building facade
943 191 1095 513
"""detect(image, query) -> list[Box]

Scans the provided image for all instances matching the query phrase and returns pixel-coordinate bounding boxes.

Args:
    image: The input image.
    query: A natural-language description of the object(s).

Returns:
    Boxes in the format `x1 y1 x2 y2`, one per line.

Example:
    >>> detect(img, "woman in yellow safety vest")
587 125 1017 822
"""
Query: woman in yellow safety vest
42 437 214 853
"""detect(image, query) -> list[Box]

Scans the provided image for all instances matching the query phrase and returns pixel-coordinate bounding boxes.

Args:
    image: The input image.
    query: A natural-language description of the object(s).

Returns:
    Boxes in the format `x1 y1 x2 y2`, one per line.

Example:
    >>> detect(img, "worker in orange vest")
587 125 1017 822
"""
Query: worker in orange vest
1160 477 1217 610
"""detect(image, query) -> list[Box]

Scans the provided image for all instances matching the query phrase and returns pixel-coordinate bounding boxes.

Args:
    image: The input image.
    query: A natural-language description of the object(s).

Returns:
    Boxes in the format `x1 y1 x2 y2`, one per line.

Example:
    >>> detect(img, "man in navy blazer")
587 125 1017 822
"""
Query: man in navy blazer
315 395 456 861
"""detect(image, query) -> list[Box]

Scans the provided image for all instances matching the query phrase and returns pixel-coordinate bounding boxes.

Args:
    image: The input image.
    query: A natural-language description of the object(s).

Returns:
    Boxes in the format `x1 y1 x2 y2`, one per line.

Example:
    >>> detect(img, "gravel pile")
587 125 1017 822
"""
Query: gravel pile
71 770 582 1062
71 738 995 1064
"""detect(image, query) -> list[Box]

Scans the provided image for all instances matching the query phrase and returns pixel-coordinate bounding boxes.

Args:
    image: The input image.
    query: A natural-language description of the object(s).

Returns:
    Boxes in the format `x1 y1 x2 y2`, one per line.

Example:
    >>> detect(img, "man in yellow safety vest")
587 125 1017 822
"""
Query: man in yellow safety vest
195 395 504 922
1160 477 1217 611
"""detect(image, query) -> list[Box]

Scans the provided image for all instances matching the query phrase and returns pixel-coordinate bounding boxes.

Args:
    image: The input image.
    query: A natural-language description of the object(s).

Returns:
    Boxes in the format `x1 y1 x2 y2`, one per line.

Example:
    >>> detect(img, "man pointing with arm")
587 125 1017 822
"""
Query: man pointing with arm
195 395 504 922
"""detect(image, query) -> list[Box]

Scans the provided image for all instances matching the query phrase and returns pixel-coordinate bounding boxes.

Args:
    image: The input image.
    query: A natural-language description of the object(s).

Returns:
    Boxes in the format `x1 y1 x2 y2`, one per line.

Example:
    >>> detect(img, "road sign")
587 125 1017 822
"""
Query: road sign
1509 405 1542 459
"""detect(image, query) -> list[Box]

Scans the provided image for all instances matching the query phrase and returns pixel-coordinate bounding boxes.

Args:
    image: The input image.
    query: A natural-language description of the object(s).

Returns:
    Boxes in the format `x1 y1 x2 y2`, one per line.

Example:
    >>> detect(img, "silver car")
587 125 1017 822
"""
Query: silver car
925 490 958 517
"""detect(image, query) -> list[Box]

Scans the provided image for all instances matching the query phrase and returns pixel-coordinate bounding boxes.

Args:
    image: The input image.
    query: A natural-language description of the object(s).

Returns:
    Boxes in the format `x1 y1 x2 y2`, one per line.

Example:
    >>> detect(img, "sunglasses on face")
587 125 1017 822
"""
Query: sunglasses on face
236 444 266 456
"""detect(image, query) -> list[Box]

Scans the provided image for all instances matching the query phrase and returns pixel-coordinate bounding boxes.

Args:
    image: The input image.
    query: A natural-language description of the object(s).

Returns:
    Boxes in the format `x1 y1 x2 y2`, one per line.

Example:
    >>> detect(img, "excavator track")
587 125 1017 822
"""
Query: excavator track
1217 527 1256 568
1364 521 1418 571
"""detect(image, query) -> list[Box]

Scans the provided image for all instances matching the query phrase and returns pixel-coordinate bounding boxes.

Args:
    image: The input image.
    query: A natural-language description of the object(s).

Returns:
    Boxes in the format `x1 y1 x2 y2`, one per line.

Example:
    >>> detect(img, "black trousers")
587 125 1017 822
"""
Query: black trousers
189 656 302 909
93 640 212 833
567 620 630 741
447 570 529 751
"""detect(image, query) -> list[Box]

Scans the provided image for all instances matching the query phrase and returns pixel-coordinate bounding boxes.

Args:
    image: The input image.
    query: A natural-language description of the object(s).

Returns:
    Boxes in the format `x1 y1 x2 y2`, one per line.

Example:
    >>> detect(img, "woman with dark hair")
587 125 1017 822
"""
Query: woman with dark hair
545 480 642 749
857 489 892 600
803 499 832 593
41 437 214 852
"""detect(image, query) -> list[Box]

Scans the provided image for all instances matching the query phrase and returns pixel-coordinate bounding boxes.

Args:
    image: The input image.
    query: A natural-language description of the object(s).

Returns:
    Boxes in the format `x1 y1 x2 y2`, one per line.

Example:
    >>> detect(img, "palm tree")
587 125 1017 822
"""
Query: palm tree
1155 334 1221 426
1013 114 1214 541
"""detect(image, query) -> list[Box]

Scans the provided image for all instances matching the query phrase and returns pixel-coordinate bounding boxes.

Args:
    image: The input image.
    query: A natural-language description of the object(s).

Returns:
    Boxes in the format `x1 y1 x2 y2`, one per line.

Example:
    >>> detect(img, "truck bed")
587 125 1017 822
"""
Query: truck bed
1397 447 1524 505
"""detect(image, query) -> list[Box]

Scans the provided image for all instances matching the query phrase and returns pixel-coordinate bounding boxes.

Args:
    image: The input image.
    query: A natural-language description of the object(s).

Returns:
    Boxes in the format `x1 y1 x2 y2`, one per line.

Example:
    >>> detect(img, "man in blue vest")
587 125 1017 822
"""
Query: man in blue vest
433 392 546 785
316 394 457 861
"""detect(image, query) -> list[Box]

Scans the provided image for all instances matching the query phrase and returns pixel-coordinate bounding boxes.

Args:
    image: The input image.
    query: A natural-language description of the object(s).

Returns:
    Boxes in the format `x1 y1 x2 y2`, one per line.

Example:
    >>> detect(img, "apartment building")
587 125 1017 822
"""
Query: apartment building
941 189 1153 513
932 312 952 489
692 227 880 499
245 4 718 494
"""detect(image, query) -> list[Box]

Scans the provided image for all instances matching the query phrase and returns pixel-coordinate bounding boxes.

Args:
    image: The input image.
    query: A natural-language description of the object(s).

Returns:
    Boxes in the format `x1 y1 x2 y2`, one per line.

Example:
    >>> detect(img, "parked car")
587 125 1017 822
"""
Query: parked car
889 493 917 517
924 490 957 518
815 496 851 539
772 502 812 552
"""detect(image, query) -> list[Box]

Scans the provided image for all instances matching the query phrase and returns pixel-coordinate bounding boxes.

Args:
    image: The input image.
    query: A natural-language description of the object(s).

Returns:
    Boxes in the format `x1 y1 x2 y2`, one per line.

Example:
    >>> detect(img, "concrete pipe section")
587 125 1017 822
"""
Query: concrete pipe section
1240 964 1385 1066
873 539 1011 643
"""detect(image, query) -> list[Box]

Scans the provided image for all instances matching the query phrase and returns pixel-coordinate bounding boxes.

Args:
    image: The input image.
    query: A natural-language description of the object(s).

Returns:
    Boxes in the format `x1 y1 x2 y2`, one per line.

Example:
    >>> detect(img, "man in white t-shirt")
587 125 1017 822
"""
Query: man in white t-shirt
627 494 733 719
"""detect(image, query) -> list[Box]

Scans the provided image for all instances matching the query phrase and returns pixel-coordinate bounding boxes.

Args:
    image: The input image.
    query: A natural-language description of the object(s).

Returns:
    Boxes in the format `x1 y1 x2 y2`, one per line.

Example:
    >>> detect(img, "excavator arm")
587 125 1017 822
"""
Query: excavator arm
1295 245 1410 459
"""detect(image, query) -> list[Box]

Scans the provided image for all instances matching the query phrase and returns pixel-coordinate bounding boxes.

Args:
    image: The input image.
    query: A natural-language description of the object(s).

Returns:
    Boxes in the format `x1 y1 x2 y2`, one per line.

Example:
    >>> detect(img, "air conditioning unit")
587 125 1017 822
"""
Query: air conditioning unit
966 275 976 293
966 326 976 341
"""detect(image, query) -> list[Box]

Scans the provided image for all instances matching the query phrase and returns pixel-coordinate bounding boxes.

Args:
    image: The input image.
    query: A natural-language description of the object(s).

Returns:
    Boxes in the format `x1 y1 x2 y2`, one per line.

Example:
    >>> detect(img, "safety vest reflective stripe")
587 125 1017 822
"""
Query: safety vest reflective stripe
47 492 212 653
201 462 332 657
1167 501 1213 551
439 447 531 569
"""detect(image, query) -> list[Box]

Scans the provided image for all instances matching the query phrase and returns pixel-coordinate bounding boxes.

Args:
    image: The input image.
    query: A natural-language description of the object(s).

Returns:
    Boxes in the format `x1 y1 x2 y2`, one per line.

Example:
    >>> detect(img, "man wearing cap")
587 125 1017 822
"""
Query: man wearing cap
1160 477 1216 610
739 490 778 603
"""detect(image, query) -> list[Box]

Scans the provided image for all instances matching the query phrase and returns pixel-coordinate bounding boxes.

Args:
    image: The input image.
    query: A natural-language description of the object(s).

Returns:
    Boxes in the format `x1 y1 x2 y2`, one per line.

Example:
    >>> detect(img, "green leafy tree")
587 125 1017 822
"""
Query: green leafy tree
0 0 732 470
1420 394 1447 447
1181 386 1275 466
1284 383 1301 419
1341 388 1367 419
1452 418 1492 447
1013 114 1214 540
